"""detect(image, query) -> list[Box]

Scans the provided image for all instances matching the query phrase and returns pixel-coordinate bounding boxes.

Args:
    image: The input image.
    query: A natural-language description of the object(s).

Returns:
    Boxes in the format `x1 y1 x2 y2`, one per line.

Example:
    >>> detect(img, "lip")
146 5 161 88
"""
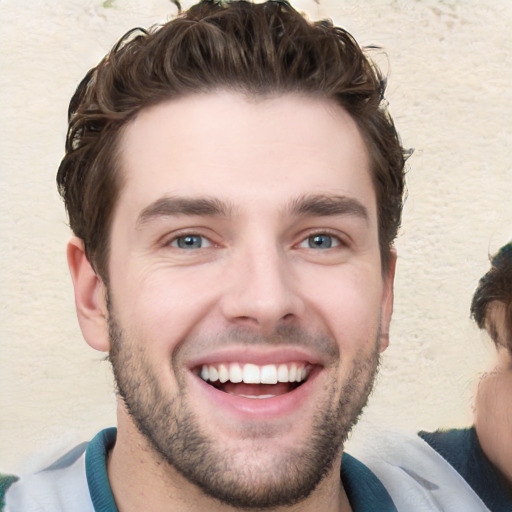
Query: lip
186 346 324 369
187 363 322 421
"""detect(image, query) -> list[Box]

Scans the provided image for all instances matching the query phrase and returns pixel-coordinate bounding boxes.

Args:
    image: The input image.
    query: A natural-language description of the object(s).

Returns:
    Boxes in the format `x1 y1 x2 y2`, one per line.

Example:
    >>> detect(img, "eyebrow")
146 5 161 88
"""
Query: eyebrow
136 193 369 228
287 194 369 222
136 196 233 228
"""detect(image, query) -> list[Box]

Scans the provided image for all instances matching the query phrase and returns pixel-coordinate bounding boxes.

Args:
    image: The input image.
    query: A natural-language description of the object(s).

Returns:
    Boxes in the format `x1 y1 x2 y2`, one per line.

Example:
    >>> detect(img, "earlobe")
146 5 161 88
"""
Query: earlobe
379 248 397 353
67 237 110 352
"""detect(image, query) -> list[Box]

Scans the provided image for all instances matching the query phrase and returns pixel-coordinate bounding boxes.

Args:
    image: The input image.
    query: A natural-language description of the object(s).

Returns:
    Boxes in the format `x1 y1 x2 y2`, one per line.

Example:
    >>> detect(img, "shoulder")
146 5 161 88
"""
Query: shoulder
349 428 491 512
2 434 106 512
420 427 512 512
419 426 476 457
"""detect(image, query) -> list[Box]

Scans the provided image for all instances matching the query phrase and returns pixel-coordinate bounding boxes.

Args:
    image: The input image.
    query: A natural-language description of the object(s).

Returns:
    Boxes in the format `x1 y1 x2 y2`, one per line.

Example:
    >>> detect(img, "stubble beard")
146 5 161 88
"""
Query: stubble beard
107 308 381 509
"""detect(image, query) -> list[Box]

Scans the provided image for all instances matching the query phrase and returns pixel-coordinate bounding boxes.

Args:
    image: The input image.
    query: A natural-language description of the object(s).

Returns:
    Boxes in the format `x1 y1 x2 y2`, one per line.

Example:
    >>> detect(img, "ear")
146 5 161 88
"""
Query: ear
67 237 110 352
379 248 397 353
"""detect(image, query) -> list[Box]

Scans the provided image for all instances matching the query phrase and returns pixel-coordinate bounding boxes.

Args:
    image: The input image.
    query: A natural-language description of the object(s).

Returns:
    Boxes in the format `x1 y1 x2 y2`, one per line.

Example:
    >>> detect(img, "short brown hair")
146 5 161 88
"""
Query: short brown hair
471 242 512 351
57 0 407 281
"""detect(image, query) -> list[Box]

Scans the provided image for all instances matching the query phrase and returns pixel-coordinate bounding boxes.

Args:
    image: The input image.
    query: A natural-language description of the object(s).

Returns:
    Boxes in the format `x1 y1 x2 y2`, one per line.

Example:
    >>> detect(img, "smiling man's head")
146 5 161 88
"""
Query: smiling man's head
58 0 406 284
61 2 407 510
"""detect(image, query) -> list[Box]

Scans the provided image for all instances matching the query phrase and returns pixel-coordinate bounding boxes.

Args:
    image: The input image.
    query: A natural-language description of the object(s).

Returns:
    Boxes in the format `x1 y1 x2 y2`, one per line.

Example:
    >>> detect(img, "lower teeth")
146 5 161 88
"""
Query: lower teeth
227 392 276 399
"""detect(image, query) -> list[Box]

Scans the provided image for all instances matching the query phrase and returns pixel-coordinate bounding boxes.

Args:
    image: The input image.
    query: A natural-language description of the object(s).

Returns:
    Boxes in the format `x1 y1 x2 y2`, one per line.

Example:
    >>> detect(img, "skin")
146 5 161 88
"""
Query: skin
474 302 512 485
67 91 396 512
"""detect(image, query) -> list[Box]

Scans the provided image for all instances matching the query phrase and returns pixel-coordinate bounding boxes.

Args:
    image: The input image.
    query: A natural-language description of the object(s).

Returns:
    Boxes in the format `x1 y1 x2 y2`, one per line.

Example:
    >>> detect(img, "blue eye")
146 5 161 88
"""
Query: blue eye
306 234 337 249
172 235 208 249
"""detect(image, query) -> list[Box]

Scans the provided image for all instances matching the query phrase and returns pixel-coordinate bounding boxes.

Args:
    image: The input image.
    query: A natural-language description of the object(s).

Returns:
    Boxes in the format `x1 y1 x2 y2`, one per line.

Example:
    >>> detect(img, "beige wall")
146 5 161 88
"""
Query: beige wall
1 0 510 473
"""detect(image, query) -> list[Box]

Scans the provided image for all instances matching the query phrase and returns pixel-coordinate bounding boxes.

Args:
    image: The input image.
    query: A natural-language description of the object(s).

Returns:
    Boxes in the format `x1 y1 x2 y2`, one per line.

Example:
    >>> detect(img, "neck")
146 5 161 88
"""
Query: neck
107 407 352 512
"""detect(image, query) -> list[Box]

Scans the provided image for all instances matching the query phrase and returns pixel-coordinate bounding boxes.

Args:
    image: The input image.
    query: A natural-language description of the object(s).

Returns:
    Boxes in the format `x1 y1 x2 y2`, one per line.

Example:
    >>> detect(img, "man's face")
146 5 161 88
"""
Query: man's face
106 92 394 508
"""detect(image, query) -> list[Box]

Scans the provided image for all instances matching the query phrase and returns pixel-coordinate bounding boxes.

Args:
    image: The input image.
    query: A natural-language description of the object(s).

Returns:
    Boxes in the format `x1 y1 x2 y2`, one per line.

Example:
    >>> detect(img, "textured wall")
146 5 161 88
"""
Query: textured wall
1 0 510 473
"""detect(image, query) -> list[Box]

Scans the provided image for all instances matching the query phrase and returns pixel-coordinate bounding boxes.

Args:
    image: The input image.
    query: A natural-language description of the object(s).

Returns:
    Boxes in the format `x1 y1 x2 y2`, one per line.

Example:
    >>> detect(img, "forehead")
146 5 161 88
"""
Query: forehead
116 91 375 221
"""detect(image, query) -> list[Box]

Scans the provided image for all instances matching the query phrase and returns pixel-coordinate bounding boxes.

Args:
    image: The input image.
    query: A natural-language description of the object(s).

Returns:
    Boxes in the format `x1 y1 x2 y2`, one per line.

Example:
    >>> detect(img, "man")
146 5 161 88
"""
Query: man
471 241 512 505
411 241 512 512
351 243 512 512
399 241 512 512
3 1 407 510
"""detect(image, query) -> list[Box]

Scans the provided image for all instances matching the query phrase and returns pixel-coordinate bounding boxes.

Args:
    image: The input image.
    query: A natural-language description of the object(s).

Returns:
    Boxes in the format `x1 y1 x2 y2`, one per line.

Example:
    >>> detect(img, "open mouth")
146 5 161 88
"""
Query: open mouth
196 362 312 399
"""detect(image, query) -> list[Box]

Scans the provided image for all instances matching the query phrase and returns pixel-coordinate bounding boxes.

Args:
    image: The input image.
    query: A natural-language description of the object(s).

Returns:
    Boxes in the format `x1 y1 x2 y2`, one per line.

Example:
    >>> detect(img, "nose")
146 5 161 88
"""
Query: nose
219 243 305 333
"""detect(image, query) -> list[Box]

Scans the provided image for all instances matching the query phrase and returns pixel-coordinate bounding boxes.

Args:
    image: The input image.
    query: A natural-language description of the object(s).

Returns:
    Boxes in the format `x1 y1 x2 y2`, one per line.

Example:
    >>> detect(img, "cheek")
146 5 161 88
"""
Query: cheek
475 371 512 475
300 266 384 349
110 265 223 352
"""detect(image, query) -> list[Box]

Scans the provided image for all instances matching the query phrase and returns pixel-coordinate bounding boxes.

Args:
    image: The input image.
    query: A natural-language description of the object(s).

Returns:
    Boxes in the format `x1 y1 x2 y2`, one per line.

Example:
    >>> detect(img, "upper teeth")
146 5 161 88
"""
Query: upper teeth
200 363 308 384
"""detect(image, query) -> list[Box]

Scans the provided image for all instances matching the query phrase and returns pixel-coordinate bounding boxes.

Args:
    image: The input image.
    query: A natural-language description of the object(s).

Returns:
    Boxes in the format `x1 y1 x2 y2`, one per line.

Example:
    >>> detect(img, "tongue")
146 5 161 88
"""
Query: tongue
220 382 294 397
